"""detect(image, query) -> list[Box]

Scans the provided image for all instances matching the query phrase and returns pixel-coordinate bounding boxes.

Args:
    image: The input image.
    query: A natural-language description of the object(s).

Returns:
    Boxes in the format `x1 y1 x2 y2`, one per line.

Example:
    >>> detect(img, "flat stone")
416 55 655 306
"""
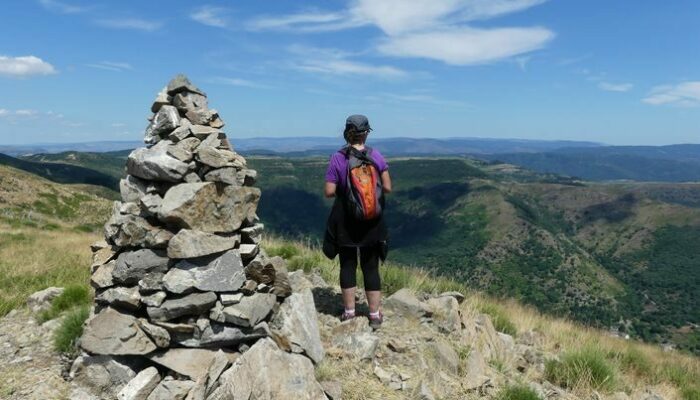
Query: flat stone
172 91 208 113
167 74 205 96
240 169 256 186
163 249 246 293
239 244 258 262
141 291 166 307
91 260 115 289
113 249 169 285
185 108 218 125
428 341 459 375
91 245 118 272
145 105 180 144
204 168 240 185
158 183 260 233
270 288 324 364
168 119 193 142
190 124 221 139
147 292 217 321
147 377 194 400
210 116 225 129
220 293 243 305
427 296 461 333
196 146 237 168
199 132 222 148
81 307 157 355
139 272 165 293
118 366 161 400
173 319 268 348
127 140 190 182
151 86 170 113
120 175 148 204
330 318 379 360
70 355 137 399
439 291 466 304
385 288 432 318
240 279 258 295
167 229 239 259
27 287 64 313
152 320 196 334
96 286 141 310
183 172 202 183
140 193 163 217
166 144 194 163
119 202 142 215
462 348 490 390
105 211 174 249
320 380 342 400
240 223 264 244
148 348 218 380
138 319 171 348
220 292 277 327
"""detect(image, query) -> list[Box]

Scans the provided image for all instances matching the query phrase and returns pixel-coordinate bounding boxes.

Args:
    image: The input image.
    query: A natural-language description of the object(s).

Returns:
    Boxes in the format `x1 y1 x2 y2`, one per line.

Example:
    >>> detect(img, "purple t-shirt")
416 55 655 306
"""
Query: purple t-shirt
325 148 388 191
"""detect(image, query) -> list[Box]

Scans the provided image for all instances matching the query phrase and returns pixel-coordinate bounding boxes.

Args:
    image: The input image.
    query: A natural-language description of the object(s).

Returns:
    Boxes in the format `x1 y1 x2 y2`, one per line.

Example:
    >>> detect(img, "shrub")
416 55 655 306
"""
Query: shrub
496 384 543 400
38 284 91 322
478 303 517 336
266 243 301 259
610 346 654 379
681 387 700 400
53 305 90 354
545 348 617 391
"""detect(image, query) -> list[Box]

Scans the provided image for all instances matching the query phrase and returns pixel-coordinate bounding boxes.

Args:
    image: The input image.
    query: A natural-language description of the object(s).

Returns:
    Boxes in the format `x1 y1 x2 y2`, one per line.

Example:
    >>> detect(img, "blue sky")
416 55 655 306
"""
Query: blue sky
1 0 699 146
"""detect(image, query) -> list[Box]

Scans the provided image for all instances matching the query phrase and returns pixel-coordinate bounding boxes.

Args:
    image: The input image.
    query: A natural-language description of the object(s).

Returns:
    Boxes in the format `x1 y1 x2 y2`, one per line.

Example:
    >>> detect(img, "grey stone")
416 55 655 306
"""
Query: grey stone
419 382 435 400
240 169 257 186
385 288 432 318
427 296 461 333
27 287 64 313
205 350 231 396
70 355 137 399
148 348 219 380
184 172 202 183
204 167 240 185
139 272 165 293
141 291 167 307
220 292 277 327
152 320 196 334
147 292 217 321
190 124 221 139
147 377 194 400
320 381 342 400
439 291 466 304
127 140 190 182
331 318 379 360
140 193 163 216
145 105 180 144
173 320 268 348
210 116 225 129
91 260 115 289
119 202 142 216
105 212 174 249
172 91 208 113
158 183 260 233
239 243 259 262
427 341 459 375
240 223 264 244
220 293 243 305
164 249 246 293
196 146 237 168
240 279 258 295
151 86 170 113
113 249 169 285
118 366 160 400
120 175 148 203
96 286 141 310
169 119 193 142
166 143 194 163
185 108 218 125
167 74 205 96
462 348 490 390
270 288 324 364
167 229 239 259
81 307 157 355
208 338 326 400
138 319 171 348
199 132 222 149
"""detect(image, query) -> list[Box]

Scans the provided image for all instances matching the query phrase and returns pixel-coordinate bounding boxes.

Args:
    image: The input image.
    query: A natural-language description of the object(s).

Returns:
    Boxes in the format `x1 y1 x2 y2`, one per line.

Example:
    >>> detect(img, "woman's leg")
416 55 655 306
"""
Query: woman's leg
360 245 381 314
339 247 358 315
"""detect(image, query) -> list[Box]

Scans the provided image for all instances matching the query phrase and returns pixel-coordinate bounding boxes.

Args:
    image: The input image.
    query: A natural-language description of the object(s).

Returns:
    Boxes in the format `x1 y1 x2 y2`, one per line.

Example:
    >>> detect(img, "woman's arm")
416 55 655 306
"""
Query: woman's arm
325 182 337 198
381 170 392 193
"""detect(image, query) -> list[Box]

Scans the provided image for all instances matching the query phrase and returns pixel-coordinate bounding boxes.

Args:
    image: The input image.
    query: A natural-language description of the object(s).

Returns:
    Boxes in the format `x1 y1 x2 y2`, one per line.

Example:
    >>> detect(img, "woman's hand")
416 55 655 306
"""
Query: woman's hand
325 182 337 198
381 170 392 193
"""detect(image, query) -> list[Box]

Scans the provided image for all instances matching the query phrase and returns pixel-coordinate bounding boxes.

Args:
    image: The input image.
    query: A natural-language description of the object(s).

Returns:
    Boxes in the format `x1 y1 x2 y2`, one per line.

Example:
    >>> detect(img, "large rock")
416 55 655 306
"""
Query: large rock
270 288 324 364
217 293 276 328
163 249 246 294
427 341 459 375
196 146 238 168
427 296 461 333
145 105 180 145
172 91 208 113
147 292 217 321
244 254 276 285
462 348 490 390
127 140 190 182
27 286 64 313
173 319 268 348
148 348 219 380
385 288 432 318
208 338 327 400
105 212 174 249
118 366 161 400
147 377 194 400
120 175 148 203
70 354 138 399
167 229 239 259
91 260 116 289
167 74 205 96
204 167 240 186
112 249 169 285
159 182 260 233
96 286 141 310
81 307 157 355
330 318 379 360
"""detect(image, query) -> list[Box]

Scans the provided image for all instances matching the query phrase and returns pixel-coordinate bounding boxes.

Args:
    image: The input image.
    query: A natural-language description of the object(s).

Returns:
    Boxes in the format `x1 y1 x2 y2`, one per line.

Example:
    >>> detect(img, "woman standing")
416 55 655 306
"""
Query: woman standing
323 114 392 329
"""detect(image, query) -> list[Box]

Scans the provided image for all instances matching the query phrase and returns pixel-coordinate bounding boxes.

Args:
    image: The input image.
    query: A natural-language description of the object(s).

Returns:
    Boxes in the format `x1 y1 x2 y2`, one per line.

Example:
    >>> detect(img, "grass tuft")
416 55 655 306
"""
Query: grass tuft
545 347 617 392
478 302 517 336
38 284 92 322
496 384 543 400
53 305 90 354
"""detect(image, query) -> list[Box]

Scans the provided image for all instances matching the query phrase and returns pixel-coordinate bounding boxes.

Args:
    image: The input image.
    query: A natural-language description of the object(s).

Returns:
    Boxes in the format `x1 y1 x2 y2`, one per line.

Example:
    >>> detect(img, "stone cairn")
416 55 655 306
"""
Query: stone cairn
78 75 327 400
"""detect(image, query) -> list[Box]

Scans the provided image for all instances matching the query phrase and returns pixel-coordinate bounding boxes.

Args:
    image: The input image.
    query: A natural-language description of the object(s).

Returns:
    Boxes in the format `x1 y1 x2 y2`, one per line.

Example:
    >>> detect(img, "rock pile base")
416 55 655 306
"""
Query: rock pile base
77 75 325 399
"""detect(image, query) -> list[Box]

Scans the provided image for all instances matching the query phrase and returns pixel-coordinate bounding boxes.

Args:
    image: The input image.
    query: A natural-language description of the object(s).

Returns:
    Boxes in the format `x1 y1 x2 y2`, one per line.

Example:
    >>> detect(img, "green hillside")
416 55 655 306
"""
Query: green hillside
6 150 699 354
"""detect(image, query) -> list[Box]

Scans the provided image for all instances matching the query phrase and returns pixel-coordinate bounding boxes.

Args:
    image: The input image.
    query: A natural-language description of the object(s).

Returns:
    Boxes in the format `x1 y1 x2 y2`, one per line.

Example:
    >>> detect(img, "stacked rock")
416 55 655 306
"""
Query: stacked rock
79 75 325 399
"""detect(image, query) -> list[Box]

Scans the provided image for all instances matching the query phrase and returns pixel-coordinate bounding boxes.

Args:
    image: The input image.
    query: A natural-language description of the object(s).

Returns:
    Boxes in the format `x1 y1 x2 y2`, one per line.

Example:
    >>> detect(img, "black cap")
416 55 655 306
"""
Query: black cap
345 114 372 132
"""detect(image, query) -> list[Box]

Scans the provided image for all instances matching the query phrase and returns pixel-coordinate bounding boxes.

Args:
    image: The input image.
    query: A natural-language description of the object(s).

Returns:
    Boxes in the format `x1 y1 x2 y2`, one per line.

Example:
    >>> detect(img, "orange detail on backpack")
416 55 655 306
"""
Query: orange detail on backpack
350 164 378 220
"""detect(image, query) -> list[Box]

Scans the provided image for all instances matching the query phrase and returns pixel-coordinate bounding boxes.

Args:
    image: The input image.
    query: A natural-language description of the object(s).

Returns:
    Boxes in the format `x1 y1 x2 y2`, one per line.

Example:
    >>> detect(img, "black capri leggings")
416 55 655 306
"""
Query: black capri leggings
339 245 381 291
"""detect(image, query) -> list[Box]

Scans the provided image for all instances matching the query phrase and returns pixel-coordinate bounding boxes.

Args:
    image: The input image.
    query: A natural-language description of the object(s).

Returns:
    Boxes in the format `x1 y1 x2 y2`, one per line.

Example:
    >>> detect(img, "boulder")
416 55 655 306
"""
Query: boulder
117 366 161 400
208 338 327 400
427 341 459 375
462 348 490 390
91 245 118 271
112 249 169 285
147 377 194 400
331 318 379 360
96 286 141 310
385 288 432 318
147 292 218 321
140 193 163 217
218 292 277 327
27 287 64 313
120 176 149 205
196 146 237 168
163 249 246 293
158 183 260 233
81 307 157 355
204 167 240 186
127 140 190 182
270 288 324 364
148 348 219 380
185 108 219 125
145 105 180 145
427 296 461 333
167 74 205 96
105 212 174 249
172 91 208 113
167 229 239 259
70 354 138 399
91 260 115 289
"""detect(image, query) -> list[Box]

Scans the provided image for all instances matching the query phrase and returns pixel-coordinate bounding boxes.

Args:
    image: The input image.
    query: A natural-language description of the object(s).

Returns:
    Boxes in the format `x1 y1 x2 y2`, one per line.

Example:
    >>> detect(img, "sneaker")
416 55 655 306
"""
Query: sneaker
340 310 356 321
368 311 383 330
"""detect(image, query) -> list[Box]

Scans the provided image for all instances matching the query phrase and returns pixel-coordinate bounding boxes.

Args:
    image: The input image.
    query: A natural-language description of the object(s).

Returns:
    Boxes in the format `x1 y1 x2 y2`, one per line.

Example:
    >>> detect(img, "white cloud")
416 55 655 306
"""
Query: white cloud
378 26 553 65
0 55 56 78
287 45 408 79
86 61 134 72
208 77 271 89
111 123 126 127
643 81 700 107
598 82 633 92
191 6 230 28
15 109 38 116
95 18 163 32
376 92 470 107
247 11 360 32
0 109 9 116
38 0 85 14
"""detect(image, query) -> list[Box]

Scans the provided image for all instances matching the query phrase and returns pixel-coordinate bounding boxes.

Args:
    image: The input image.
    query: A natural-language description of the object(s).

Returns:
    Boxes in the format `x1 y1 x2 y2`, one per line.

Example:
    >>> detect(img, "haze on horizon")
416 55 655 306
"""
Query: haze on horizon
1 0 699 146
